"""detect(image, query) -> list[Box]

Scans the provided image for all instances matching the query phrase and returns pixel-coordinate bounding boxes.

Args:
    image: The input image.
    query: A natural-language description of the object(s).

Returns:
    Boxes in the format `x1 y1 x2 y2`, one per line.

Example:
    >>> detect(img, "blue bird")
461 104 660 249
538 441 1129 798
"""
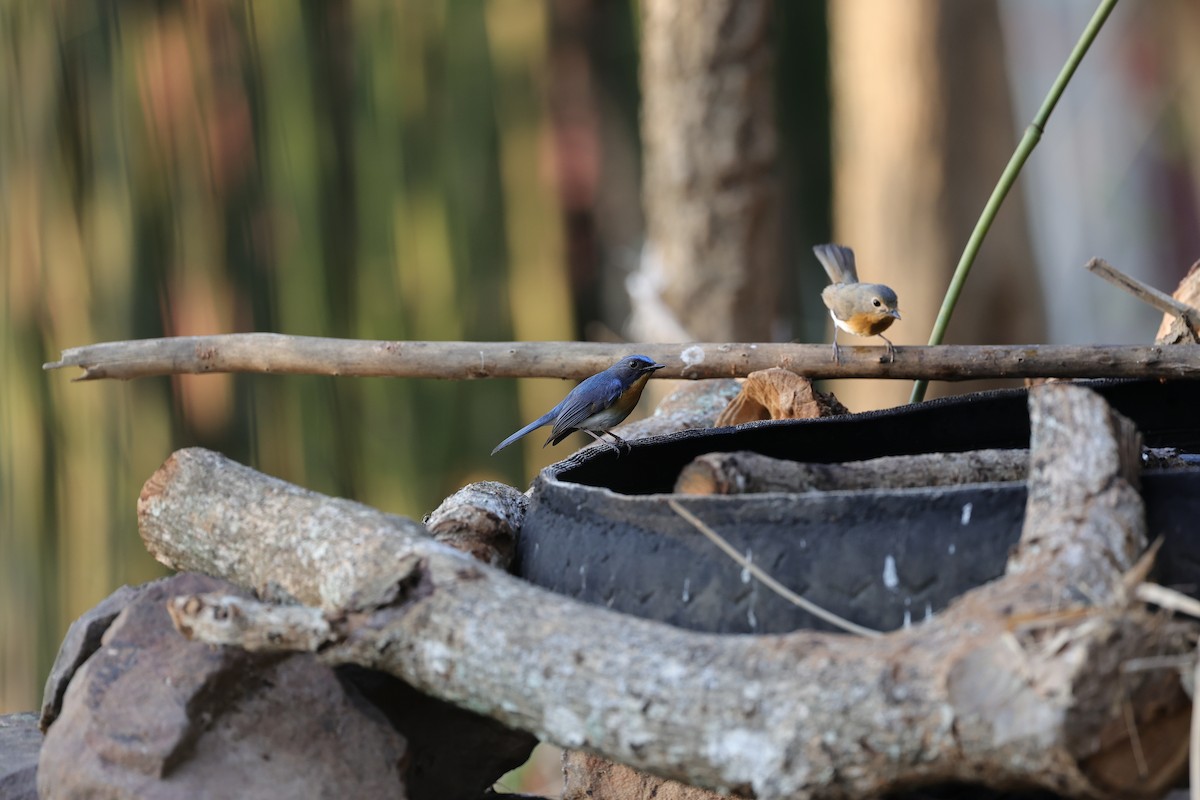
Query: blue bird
491 354 666 455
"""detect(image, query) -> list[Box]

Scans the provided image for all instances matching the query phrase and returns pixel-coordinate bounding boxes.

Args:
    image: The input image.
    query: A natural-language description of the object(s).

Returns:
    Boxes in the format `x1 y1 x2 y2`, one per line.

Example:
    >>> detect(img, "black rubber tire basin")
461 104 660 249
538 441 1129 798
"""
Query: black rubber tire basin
515 380 1200 634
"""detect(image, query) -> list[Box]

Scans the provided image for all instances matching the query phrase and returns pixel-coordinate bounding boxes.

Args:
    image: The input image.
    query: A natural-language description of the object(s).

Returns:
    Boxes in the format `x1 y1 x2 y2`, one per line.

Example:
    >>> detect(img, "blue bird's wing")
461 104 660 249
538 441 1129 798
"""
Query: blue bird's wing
547 373 625 445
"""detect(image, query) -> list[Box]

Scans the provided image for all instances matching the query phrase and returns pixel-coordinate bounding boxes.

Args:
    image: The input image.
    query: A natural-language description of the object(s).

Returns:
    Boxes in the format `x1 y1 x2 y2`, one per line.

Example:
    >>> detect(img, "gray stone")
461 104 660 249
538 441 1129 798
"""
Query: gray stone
38 573 408 799
40 582 144 730
0 712 41 800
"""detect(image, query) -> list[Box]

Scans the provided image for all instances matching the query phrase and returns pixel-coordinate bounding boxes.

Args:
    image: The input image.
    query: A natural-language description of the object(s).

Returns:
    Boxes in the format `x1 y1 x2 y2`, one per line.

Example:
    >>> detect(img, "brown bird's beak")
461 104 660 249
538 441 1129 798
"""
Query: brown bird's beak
890 310 902 320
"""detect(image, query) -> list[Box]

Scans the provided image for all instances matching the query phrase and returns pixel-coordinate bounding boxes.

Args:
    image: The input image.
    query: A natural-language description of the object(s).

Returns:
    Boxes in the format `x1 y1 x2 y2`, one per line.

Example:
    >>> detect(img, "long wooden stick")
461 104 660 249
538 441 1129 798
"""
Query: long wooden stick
43 335 1200 381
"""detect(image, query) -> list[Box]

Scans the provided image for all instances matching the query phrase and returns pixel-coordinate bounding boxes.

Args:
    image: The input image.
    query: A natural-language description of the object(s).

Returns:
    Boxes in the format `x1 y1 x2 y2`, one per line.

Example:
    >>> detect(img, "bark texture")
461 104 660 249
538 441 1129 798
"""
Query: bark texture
145 384 1192 799
138 450 432 611
712 368 847 427
424 481 528 570
639 0 779 341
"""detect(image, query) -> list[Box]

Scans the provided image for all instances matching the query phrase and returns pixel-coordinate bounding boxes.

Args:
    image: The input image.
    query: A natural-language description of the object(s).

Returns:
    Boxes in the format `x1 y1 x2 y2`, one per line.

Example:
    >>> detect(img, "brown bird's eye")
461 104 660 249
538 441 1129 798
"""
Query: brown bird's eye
872 298 882 307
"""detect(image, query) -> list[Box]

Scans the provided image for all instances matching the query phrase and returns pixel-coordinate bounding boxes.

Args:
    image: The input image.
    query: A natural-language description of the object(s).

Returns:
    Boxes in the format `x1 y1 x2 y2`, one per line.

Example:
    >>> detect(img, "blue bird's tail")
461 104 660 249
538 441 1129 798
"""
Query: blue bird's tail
491 410 557 455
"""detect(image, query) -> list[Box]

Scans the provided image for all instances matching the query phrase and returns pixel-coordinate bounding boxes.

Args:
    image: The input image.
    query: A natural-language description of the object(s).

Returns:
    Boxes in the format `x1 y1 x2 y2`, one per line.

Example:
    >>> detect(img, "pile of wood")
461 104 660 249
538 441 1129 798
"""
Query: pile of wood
22 379 1195 799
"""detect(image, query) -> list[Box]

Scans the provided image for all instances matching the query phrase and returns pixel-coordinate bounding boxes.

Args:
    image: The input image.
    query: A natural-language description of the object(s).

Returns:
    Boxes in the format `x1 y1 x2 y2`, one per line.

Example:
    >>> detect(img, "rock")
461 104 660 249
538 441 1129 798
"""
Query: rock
0 712 41 800
338 665 537 800
40 582 144 730
38 573 408 799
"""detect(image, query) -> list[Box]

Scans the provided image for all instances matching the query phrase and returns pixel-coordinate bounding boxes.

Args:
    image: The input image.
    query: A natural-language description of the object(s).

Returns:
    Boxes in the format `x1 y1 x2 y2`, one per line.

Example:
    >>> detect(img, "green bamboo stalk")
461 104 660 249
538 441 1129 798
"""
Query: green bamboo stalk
910 0 1120 404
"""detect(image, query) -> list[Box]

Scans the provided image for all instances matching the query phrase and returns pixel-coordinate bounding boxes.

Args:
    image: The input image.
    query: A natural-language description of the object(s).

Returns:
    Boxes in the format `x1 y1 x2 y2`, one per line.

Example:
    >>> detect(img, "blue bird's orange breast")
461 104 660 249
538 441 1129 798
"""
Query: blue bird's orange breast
577 372 652 431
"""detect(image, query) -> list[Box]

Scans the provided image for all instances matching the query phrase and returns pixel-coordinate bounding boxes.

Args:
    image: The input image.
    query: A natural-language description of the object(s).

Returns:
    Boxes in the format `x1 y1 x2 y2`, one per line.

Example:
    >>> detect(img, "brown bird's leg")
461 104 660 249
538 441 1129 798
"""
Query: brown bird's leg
831 327 842 365
878 333 896 363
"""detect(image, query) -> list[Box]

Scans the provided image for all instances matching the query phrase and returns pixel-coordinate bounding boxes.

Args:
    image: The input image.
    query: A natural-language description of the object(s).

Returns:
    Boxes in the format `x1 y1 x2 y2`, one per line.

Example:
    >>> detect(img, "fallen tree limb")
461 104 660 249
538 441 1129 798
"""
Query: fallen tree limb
675 448 1029 495
138 452 432 610
145 384 1194 799
43 334 1200 381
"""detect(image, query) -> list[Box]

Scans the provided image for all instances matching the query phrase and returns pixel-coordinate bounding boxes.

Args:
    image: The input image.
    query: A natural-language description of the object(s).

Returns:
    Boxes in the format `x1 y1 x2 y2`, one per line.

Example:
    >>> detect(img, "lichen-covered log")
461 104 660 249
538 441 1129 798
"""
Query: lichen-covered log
150 385 1193 799
138 454 527 609
424 481 528 570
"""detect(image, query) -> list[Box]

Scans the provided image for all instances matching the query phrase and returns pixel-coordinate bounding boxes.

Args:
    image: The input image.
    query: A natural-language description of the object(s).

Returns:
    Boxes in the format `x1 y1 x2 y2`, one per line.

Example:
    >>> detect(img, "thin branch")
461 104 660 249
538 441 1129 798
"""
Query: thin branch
42 335 1200 382
1086 258 1200 332
667 499 882 638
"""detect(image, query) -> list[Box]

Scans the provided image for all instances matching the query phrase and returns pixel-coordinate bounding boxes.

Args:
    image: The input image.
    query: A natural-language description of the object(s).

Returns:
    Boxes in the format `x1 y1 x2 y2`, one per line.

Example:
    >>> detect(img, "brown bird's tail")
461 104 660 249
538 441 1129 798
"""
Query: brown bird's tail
812 243 859 284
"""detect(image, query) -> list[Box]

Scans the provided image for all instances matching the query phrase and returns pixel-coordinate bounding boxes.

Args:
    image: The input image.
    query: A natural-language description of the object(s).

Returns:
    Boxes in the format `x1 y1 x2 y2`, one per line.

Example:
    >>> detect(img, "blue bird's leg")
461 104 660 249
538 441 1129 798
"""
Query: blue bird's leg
604 430 631 453
582 429 623 455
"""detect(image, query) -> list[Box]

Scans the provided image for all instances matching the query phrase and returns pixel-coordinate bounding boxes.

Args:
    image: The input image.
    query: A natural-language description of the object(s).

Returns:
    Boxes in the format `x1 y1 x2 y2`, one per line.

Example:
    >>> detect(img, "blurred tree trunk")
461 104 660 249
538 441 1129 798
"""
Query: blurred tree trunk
828 0 1044 411
636 0 780 342
1154 0 1200 270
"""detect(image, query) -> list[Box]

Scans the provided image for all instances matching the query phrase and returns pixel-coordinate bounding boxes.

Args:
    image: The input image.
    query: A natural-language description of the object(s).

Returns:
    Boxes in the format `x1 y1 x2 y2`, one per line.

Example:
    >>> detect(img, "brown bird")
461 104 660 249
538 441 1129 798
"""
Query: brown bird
813 243 901 364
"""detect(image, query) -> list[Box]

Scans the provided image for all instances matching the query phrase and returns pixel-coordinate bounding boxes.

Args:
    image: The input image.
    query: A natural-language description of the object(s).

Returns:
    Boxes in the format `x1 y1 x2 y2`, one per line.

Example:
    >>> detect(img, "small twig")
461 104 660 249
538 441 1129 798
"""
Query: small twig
1086 258 1200 333
1121 693 1149 778
1121 653 1195 673
1136 582 1200 619
1133 578 1200 800
1194 647 1200 800
1122 537 1163 595
666 499 882 638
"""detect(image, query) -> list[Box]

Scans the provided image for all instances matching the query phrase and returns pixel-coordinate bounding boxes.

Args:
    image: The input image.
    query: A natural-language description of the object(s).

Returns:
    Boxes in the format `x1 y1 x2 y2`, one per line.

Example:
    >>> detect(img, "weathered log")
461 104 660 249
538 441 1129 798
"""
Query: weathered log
712 368 846 427
138 451 431 610
145 383 1194 799
675 448 1028 495
424 481 528 570
42 334 1200 381
1155 260 1200 345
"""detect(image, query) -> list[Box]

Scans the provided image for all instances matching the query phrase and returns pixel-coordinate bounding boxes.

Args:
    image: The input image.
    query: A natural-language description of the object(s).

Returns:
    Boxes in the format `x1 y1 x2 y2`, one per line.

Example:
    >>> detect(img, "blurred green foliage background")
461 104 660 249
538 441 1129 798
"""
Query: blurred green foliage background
0 0 830 719
7 7 1200 794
